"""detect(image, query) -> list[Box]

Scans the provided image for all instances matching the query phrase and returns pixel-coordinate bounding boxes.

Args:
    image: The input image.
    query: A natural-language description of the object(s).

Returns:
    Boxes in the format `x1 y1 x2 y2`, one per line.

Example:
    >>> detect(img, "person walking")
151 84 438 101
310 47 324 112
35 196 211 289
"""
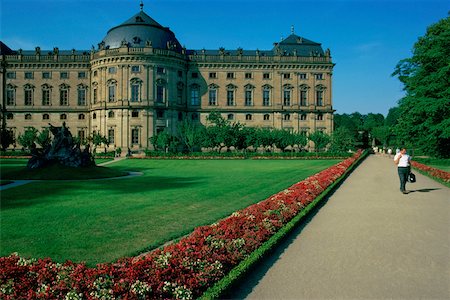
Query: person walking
394 147 411 194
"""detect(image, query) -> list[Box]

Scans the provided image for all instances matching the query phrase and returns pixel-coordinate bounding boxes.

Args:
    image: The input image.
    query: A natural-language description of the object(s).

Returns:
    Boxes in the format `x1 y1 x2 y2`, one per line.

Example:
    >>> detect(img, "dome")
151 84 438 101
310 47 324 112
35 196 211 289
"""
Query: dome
101 10 182 52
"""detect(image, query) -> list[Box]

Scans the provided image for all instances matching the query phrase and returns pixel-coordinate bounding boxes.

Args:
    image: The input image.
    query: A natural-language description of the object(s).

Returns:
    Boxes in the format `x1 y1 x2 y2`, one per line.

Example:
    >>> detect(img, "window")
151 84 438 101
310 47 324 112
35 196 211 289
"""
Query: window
316 90 324 106
78 72 86 79
108 129 115 144
60 72 69 79
6 72 16 79
190 85 200 106
317 114 324 121
245 114 252 121
24 87 33 106
191 113 199 121
263 88 270 106
131 110 139 118
315 73 323 80
6 85 16 106
156 110 164 119
60 85 69 106
130 79 141 102
108 84 116 102
245 72 252 79
227 114 234 120
209 88 217 106
177 82 184 104
7 113 14 120
108 67 116 74
191 72 199 78
284 114 291 121
263 73 270 79
25 72 33 79
227 90 234 106
300 89 308 106
43 114 50 120
299 73 307 80
60 114 67 120
131 66 140 73
93 87 98 104
93 70 98 77
226 72 234 79
178 112 183 121
209 72 217 79
156 67 165 74
156 85 164 102
283 73 291 79
108 111 115 118
42 85 51 106
177 70 183 78
42 72 51 79
264 114 270 121
93 113 97 119
25 113 32 120
300 114 307 121
78 114 85 120
283 88 291 106
131 128 139 144
78 130 86 142
77 87 87 106
245 89 253 106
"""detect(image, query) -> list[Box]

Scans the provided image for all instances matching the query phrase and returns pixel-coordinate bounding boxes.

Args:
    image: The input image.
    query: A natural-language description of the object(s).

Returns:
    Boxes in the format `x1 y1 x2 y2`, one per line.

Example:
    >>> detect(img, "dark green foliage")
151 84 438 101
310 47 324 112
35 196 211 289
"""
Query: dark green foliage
392 15 450 157
0 128 15 150
17 127 38 149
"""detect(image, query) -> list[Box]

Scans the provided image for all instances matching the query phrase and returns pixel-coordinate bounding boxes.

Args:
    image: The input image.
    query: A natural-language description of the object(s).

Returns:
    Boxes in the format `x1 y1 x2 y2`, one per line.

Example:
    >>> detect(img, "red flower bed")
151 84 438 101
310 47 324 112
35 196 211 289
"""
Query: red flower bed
411 161 450 183
0 151 362 299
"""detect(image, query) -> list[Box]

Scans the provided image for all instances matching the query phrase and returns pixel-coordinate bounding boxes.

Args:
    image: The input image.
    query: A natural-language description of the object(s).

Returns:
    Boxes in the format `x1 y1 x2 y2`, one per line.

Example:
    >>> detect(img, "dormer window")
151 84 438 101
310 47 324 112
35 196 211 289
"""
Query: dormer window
133 36 141 44
135 16 144 22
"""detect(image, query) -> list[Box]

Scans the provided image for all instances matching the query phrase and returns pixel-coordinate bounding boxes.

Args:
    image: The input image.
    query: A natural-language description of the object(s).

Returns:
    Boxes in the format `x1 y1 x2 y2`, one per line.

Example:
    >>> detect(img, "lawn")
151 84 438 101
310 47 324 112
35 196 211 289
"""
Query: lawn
1 158 340 266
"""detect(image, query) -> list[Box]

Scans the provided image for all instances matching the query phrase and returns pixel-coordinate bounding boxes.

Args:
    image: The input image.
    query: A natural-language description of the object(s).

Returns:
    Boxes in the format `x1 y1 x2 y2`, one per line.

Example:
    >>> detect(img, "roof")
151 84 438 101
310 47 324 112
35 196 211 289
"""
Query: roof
101 10 182 52
273 34 325 56
0 42 15 55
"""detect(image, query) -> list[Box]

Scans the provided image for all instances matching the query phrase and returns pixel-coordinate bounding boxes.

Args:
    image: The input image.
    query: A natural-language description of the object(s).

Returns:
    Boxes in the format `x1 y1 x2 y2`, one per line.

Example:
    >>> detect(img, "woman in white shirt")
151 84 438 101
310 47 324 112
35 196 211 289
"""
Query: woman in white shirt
394 147 411 194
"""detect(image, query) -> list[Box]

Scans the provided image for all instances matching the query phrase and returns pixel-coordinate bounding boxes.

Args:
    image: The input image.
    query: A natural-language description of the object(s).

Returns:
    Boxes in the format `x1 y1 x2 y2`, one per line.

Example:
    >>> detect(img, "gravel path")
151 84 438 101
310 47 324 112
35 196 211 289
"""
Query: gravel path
229 154 450 300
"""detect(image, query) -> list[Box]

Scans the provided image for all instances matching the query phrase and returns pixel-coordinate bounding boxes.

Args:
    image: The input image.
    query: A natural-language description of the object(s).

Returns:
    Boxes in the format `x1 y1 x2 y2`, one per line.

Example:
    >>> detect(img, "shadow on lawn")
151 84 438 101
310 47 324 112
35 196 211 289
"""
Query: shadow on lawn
0 175 205 210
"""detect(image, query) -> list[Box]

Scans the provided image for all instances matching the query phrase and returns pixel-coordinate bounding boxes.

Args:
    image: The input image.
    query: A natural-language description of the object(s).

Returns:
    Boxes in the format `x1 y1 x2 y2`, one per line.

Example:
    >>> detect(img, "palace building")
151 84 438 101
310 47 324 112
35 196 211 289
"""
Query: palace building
0 4 334 152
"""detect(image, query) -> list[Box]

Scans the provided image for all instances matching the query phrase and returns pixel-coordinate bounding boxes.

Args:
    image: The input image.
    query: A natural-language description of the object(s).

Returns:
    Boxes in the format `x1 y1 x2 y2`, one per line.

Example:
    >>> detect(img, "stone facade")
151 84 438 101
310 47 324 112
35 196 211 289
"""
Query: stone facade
0 8 334 152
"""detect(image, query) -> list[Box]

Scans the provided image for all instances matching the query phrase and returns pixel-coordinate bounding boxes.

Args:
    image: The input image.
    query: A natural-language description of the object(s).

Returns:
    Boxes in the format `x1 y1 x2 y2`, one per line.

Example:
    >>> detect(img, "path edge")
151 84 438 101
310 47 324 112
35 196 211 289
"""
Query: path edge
199 150 370 300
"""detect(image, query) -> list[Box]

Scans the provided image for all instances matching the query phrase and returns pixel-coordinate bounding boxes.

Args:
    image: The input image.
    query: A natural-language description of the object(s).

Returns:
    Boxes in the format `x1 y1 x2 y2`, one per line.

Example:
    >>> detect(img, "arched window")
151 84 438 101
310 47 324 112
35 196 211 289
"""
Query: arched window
92 82 98 104
317 113 324 121
59 83 70 106
6 113 14 120
226 84 236 106
25 113 32 120
77 84 87 106
42 84 52 106
264 114 270 121
177 82 184 104
6 84 16 106
283 84 293 106
190 84 200 106
244 84 254 106
227 113 234 120
60 114 67 120
107 79 117 102
208 84 218 106
93 113 97 119
300 114 307 121
262 84 272 106
245 114 252 121
43 114 50 120
156 78 166 103
24 84 34 106
284 113 291 121
78 114 85 120
130 78 142 102
315 84 326 106
299 84 309 106
108 111 115 118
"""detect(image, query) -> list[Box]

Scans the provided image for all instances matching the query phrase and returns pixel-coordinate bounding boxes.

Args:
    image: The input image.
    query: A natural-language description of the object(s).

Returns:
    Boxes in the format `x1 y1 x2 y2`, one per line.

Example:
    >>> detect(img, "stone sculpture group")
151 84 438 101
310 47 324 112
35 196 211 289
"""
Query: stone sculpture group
27 122 94 169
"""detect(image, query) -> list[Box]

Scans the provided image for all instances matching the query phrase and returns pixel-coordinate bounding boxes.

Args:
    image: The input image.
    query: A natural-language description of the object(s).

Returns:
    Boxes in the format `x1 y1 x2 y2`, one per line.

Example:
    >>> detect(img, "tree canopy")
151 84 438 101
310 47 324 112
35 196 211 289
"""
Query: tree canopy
392 15 450 157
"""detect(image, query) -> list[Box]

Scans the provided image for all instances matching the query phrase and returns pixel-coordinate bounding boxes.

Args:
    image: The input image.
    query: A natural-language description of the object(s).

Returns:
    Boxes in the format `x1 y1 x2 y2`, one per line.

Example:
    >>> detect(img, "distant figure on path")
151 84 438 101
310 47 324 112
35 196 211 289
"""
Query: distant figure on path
393 147 411 194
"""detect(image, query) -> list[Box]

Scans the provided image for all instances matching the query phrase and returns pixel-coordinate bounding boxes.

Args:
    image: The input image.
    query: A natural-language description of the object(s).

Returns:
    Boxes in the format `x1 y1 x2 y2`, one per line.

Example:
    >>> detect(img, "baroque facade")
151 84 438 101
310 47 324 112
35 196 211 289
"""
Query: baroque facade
0 5 334 152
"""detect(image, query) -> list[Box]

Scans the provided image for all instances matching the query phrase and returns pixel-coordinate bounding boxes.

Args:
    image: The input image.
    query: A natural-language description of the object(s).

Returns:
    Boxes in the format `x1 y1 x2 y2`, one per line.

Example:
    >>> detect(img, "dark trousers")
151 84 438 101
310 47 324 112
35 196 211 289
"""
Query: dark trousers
398 167 410 192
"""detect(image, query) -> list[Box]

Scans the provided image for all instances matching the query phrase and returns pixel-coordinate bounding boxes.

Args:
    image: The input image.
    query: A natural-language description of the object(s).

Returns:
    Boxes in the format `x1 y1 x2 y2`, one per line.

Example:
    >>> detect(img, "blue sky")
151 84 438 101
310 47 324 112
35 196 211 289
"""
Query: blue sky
1 0 449 116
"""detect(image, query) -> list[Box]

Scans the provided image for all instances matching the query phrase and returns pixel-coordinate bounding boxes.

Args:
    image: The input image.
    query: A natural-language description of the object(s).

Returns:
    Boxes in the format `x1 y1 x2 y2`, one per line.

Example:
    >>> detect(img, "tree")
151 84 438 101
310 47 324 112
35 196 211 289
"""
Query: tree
329 127 355 152
36 128 52 149
308 131 330 152
392 15 450 157
0 128 15 151
17 127 38 150
177 118 203 152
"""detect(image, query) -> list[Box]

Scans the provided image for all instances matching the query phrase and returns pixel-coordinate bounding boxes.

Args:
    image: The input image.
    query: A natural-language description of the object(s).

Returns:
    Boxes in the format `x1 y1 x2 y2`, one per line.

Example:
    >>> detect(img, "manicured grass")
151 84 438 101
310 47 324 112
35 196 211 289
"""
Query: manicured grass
414 157 450 172
1 158 340 266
